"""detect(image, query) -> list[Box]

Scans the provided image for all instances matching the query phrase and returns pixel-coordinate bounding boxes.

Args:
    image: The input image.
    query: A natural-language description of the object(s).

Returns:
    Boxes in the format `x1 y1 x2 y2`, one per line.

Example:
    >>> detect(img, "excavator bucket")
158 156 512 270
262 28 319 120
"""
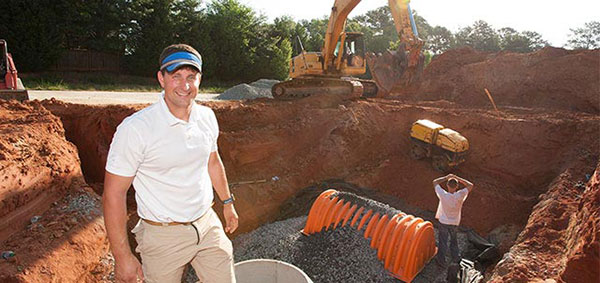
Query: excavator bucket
366 43 424 97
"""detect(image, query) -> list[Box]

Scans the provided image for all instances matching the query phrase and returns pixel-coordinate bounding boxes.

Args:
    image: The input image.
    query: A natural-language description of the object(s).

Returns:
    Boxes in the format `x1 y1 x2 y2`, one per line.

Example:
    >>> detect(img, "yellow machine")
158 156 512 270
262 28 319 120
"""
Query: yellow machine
271 0 424 99
409 119 469 172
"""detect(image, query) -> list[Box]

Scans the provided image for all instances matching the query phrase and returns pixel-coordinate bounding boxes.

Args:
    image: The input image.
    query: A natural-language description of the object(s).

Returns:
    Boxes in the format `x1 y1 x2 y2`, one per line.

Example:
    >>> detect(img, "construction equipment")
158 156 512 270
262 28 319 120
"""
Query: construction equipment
272 0 424 100
0 40 29 102
409 119 469 172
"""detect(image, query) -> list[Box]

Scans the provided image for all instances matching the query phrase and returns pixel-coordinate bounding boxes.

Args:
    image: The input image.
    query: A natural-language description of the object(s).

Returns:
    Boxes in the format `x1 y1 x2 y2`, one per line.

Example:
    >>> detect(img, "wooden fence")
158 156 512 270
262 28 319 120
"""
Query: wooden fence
50 50 121 72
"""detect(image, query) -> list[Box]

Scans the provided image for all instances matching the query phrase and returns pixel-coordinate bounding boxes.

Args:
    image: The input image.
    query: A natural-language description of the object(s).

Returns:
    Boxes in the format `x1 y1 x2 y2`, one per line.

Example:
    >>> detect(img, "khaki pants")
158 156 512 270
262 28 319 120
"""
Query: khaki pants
131 208 235 283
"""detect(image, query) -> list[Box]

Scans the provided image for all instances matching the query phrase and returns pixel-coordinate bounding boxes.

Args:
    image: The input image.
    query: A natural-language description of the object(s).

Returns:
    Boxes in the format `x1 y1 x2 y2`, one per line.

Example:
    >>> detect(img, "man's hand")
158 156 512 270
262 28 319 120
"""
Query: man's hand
223 204 239 233
114 253 144 283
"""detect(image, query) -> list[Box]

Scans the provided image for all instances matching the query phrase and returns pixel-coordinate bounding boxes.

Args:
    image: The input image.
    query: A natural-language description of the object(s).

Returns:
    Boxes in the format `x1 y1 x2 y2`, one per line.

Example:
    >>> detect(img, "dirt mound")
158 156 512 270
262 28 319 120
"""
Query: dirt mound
489 159 599 282
0 99 81 242
393 47 600 113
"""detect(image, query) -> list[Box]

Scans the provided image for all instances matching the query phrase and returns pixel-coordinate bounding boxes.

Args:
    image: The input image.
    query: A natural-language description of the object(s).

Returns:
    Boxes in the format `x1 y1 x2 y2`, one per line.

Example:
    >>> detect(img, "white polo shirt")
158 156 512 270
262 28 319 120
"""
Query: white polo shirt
106 94 219 222
435 184 469 226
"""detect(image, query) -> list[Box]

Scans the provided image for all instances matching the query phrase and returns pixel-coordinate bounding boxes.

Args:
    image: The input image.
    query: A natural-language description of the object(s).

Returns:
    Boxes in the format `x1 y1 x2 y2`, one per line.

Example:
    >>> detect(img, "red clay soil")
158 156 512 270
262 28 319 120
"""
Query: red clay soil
393 47 600 114
0 181 109 282
0 100 111 282
489 161 599 282
41 94 599 240
0 100 81 242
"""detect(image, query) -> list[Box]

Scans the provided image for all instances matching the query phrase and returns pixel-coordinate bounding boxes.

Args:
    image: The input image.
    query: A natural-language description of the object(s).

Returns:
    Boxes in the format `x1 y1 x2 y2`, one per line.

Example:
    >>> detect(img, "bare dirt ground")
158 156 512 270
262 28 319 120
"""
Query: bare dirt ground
1 47 598 282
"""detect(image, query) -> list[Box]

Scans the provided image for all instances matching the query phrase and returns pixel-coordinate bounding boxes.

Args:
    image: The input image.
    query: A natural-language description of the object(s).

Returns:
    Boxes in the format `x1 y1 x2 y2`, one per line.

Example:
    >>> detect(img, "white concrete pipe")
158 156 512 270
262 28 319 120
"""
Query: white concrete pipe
234 259 313 283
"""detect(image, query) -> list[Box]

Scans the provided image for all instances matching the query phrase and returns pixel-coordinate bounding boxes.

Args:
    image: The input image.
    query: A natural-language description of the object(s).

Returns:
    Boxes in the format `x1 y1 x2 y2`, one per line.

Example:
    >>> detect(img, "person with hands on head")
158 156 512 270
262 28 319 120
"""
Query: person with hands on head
432 173 473 267
103 43 238 283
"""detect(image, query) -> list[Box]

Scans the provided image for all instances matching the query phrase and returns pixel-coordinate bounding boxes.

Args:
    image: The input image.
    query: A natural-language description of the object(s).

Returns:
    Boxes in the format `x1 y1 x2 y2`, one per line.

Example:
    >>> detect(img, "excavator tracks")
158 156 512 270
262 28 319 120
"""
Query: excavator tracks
271 77 378 100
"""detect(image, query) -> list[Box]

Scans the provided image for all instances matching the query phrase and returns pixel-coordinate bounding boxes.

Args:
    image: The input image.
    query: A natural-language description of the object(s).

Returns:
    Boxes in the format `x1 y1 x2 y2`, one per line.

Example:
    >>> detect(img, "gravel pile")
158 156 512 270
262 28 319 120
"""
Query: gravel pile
217 79 279 100
64 191 101 216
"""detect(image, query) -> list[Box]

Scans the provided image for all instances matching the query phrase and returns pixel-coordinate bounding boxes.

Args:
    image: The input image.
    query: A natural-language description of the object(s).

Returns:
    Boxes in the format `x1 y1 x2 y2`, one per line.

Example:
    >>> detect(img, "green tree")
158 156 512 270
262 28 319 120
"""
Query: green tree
299 17 329 52
497 28 547 52
351 6 397 53
124 0 202 76
426 26 455 54
455 20 500 51
0 0 131 72
61 0 130 52
0 0 65 71
201 0 262 81
566 21 600 49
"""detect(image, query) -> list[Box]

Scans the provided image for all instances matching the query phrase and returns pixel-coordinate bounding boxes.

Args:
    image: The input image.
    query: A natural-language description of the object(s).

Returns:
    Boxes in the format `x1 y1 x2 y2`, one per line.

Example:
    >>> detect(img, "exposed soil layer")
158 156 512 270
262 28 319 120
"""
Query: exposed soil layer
393 47 600 114
41 94 599 239
0 100 111 281
0 180 110 282
489 161 599 282
0 100 81 242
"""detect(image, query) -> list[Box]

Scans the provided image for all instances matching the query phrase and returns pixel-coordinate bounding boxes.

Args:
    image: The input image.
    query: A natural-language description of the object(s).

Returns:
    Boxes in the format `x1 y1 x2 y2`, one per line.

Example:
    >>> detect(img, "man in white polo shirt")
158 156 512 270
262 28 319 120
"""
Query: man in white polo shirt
103 44 238 283
433 173 474 267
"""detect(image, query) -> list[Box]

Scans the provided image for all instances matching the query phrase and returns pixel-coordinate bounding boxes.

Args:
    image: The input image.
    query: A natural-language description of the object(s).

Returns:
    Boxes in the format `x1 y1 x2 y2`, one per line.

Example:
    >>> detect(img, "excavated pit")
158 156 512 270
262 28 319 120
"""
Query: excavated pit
1 47 598 282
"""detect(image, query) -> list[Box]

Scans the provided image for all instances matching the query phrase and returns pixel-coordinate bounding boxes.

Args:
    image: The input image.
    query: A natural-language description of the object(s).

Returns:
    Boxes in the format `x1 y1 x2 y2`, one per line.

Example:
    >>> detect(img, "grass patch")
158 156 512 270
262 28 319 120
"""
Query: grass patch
21 72 233 93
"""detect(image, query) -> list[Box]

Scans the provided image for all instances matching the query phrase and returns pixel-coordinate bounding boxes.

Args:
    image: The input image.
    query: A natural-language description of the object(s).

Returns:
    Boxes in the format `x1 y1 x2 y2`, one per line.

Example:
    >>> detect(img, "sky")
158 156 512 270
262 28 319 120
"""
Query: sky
241 0 599 47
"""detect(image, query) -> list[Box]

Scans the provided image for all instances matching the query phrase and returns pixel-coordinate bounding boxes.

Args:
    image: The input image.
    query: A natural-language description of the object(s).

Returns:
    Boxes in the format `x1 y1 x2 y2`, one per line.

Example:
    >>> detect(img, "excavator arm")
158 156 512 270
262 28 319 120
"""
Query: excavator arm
322 0 362 73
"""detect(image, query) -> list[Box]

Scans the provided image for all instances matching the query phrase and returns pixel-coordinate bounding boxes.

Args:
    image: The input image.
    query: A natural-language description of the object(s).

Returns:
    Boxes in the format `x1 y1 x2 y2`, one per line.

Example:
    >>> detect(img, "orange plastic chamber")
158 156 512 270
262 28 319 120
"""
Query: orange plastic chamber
302 189 437 282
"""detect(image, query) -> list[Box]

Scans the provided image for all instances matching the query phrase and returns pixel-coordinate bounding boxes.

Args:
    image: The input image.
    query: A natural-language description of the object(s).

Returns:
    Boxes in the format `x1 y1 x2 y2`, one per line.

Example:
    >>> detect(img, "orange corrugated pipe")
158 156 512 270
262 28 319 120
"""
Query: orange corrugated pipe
302 190 437 282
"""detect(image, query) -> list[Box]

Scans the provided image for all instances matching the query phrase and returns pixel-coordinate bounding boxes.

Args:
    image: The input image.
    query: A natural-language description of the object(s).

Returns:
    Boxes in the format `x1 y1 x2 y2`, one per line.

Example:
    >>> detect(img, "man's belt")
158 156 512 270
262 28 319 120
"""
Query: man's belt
142 218 197 226
140 202 215 227
142 216 204 244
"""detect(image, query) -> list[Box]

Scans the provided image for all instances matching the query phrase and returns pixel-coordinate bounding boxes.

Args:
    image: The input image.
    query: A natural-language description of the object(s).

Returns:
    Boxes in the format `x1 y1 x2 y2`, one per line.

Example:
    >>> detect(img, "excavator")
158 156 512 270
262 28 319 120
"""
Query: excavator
0 40 29 102
271 0 424 99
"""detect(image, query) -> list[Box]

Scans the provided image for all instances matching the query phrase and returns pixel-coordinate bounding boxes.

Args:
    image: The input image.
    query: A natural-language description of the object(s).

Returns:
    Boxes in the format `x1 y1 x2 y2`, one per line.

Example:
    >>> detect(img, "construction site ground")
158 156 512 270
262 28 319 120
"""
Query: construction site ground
0 46 598 282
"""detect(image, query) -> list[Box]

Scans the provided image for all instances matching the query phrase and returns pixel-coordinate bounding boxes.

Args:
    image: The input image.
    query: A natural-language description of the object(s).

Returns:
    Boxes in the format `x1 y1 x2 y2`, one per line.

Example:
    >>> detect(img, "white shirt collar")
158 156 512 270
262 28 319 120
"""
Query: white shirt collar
159 91 198 126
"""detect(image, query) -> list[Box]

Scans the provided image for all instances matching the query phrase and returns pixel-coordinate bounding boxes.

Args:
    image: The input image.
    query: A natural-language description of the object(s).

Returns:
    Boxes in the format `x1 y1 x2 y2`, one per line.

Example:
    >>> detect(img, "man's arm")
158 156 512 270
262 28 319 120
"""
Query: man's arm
452 174 474 192
208 151 239 234
433 174 452 187
102 172 143 283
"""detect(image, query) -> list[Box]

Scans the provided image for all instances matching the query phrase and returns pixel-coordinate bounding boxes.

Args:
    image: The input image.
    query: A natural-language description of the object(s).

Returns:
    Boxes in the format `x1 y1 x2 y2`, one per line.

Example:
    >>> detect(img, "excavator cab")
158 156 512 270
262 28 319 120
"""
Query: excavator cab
334 32 367 76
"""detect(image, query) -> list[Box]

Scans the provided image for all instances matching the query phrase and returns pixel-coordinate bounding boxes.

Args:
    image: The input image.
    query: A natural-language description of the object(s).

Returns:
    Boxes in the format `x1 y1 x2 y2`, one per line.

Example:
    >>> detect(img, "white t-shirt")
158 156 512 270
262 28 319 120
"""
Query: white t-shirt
435 184 469 226
105 94 219 222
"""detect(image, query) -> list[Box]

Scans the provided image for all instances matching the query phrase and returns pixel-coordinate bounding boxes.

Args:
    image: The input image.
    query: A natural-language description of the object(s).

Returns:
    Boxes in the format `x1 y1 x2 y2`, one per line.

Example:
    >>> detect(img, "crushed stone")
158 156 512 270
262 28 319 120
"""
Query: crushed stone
217 79 279 100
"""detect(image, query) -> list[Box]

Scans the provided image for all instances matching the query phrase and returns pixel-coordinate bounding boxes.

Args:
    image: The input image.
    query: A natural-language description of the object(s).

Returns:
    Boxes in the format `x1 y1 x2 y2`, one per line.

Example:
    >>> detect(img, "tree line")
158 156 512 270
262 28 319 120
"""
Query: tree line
1 0 597 82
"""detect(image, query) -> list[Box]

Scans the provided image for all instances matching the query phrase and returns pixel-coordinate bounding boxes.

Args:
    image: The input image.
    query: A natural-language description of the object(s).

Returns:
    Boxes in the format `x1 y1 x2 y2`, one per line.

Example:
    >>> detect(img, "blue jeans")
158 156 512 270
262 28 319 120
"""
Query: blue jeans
437 222 459 264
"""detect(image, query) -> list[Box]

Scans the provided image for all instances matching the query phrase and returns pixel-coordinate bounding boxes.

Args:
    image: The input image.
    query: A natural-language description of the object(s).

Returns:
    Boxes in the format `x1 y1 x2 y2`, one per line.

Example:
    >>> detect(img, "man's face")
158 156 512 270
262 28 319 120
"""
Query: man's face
157 67 201 111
